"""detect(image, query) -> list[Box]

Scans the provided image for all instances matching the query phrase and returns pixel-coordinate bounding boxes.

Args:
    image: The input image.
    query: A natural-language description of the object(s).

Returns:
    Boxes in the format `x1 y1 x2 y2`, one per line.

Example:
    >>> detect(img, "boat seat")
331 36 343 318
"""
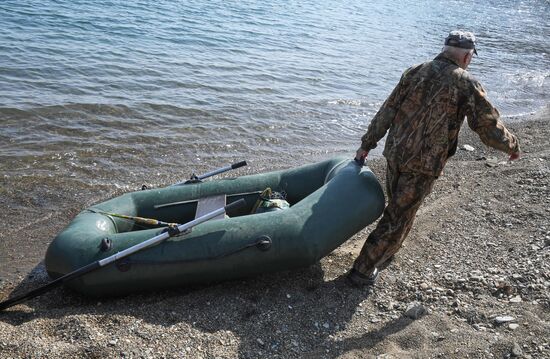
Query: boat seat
195 194 227 220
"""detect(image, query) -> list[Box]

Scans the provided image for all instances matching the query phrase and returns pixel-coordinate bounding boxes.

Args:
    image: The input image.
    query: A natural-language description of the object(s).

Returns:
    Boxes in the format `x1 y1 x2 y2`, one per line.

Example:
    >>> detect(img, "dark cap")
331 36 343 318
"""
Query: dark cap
445 30 478 55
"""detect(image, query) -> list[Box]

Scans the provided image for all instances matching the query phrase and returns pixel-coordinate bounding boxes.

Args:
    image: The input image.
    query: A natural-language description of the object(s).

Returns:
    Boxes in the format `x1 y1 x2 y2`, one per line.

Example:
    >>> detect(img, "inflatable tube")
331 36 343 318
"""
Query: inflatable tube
45 157 385 296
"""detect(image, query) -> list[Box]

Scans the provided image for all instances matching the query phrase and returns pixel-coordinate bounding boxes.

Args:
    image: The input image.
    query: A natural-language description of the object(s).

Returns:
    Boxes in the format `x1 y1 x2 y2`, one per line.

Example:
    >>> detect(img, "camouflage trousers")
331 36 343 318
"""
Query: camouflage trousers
353 161 437 276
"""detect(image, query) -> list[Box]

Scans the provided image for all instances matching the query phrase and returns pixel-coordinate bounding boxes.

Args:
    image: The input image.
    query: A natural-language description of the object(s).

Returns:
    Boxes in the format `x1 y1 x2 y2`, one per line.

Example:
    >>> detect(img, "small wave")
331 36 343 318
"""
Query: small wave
505 70 549 88
0 103 136 119
326 99 382 108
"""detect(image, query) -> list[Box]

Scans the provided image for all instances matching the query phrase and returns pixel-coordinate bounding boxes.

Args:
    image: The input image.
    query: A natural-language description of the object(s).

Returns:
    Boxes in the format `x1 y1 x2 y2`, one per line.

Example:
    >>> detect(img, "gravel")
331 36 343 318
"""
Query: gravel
1 108 549 358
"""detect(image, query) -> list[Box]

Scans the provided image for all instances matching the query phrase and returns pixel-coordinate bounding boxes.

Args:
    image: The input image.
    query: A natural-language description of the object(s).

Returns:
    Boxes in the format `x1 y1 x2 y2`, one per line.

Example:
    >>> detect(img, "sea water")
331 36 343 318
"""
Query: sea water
0 1 548 257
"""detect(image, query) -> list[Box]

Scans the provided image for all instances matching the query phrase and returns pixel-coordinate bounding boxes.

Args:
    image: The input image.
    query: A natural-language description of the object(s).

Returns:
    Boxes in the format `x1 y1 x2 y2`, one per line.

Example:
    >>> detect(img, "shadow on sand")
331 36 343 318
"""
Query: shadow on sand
0 258 413 358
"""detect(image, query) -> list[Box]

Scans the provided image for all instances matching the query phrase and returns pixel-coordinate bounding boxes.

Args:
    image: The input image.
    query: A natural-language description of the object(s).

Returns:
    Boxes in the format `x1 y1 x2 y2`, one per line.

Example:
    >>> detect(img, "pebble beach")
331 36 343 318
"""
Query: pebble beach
1 1 548 357
1 107 548 358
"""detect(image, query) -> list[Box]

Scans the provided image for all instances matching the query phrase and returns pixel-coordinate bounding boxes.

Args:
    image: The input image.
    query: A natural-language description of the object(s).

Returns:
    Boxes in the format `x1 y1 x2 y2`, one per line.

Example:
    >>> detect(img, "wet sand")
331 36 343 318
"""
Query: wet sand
0 107 549 358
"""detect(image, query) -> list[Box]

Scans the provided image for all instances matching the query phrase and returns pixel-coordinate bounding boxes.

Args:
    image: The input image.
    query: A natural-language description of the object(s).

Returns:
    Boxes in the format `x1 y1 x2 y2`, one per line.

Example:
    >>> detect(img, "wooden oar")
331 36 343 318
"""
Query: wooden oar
89 209 177 227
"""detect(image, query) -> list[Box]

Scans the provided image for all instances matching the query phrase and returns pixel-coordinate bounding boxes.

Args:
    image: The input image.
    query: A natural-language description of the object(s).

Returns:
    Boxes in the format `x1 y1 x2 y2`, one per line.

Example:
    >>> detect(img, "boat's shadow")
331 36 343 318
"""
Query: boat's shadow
1 259 413 358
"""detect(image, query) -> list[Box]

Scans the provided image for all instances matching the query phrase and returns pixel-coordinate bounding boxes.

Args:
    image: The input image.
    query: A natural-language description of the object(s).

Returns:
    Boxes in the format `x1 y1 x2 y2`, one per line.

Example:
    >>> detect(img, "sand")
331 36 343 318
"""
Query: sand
0 106 548 358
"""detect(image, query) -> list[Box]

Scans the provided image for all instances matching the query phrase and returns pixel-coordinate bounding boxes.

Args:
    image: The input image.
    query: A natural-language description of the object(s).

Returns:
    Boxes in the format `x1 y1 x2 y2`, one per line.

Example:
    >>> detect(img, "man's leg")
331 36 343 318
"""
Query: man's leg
350 165 436 283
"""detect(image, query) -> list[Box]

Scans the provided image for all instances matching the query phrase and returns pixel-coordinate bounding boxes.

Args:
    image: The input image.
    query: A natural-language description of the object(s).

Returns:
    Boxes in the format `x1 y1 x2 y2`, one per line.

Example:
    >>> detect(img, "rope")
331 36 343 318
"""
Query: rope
119 238 270 266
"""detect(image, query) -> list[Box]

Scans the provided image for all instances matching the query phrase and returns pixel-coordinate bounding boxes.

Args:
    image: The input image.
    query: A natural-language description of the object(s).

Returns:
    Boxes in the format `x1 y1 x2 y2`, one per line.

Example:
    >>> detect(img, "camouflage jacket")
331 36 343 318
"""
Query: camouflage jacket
361 53 520 177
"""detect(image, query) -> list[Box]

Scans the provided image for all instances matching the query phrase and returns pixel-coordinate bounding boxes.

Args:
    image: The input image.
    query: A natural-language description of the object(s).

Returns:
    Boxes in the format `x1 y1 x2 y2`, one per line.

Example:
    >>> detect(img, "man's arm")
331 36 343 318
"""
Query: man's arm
466 80 520 158
360 74 406 152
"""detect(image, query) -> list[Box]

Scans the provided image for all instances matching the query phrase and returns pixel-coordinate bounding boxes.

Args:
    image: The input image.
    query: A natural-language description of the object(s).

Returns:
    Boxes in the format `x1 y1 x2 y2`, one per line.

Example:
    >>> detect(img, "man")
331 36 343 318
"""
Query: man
348 30 520 287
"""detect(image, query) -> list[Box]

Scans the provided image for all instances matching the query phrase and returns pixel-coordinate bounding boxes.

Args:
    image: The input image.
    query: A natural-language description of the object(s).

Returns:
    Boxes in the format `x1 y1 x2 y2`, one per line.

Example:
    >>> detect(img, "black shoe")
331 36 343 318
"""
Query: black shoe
347 267 379 288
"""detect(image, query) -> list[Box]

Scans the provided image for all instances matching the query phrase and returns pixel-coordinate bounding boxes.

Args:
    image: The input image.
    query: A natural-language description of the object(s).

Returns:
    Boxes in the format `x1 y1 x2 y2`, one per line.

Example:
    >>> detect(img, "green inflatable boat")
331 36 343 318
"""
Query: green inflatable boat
44 157 385 297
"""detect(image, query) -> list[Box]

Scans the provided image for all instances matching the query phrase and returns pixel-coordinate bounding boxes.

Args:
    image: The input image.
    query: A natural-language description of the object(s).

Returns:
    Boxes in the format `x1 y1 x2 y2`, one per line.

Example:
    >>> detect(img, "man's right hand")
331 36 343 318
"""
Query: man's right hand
355 148 369 166
509 151 520 161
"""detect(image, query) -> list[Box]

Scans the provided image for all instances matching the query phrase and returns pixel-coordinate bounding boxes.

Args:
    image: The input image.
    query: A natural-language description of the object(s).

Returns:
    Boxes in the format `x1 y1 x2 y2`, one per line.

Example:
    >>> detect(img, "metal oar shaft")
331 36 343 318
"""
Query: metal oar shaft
197 161 247 180
174 161 247 186
99 204 230 266
0 199 246 312
0 262 101 311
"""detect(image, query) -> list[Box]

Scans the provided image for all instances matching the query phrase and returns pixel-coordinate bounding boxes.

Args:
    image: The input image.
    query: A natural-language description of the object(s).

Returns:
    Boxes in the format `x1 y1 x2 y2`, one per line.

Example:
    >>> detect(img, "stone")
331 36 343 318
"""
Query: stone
420 282 429 290
486 157 499 167
462 144 475 151
511 342 523 357
509 295 522 303
509 323 520 330
404 303 427 319
494 316 515 324
472 324 486 331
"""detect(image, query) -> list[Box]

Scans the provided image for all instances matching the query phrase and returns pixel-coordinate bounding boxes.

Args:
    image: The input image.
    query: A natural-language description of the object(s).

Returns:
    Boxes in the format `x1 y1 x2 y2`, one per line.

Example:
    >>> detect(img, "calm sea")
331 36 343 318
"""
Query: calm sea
0 1 548 274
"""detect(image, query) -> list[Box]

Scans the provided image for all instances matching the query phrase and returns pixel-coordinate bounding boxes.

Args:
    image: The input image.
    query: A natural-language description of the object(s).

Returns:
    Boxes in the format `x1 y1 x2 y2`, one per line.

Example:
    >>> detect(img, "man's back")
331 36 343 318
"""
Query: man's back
361 53 519 177
383 54 469 176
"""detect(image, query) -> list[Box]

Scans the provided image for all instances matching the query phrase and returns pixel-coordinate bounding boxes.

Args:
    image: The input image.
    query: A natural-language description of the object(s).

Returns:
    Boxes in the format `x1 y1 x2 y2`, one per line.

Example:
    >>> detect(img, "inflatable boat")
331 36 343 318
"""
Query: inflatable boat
44 157 385 297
